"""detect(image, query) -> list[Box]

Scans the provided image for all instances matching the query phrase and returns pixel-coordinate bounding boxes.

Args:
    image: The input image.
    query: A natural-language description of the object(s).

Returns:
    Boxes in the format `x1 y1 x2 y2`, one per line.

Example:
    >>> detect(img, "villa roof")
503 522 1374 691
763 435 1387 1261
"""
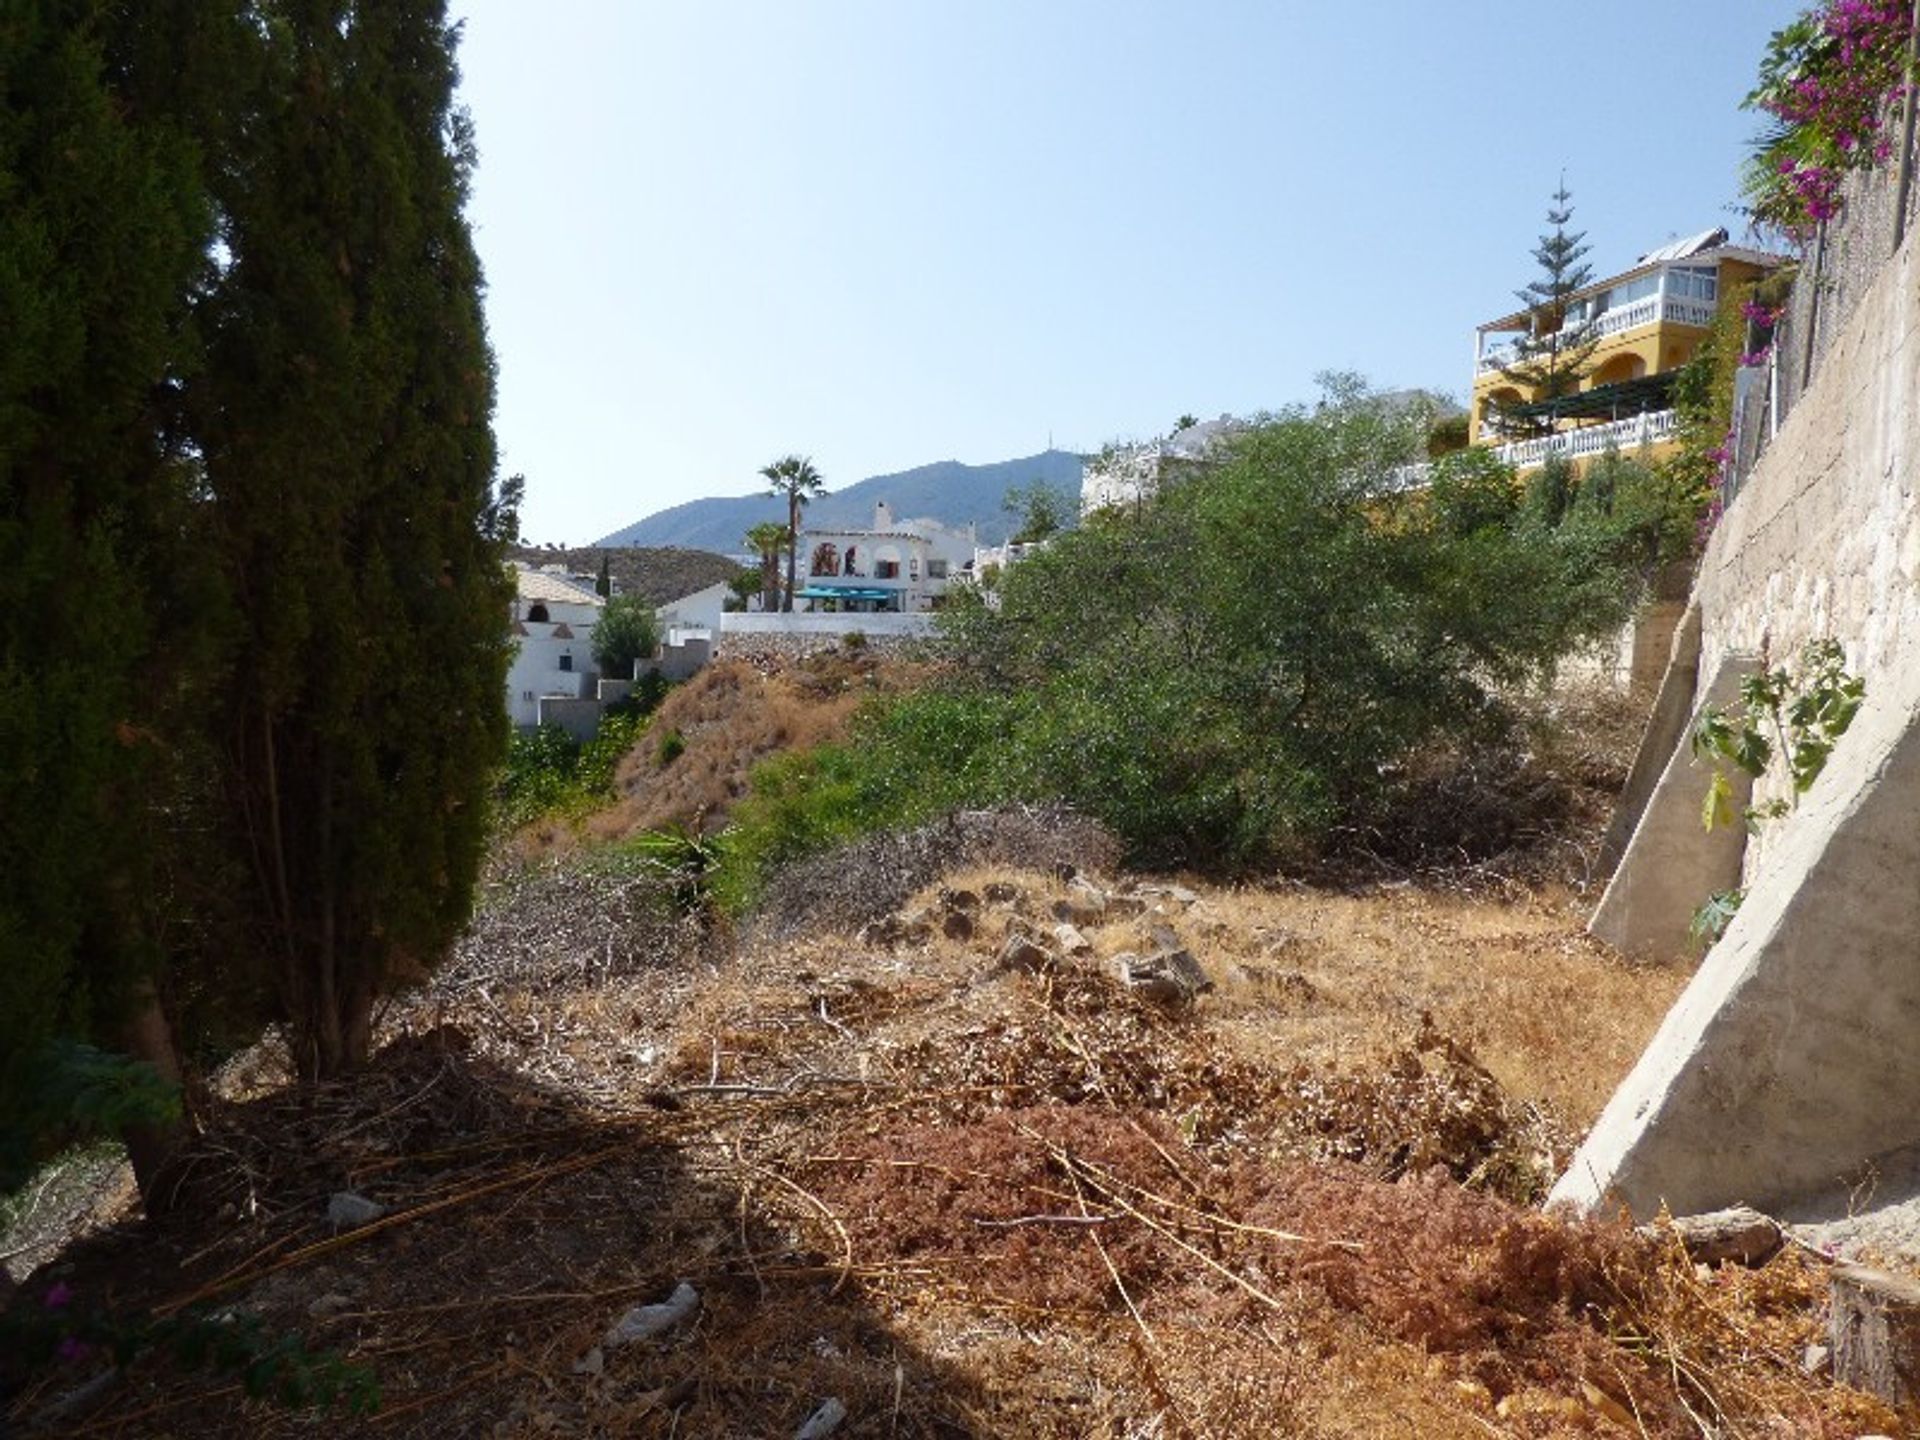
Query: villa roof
512 565 602 607
1477 233 1789 334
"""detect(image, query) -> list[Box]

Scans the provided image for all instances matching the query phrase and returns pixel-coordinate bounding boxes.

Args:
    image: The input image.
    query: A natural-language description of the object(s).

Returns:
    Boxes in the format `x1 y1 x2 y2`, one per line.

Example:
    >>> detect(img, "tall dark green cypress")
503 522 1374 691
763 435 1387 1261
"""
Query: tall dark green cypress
194 0 512 1080
0 0 218 1194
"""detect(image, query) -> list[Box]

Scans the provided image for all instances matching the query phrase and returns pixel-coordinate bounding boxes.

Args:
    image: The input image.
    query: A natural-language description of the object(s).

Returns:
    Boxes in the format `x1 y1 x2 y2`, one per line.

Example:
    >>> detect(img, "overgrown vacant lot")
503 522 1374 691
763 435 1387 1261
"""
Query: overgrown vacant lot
6 837 1906 1437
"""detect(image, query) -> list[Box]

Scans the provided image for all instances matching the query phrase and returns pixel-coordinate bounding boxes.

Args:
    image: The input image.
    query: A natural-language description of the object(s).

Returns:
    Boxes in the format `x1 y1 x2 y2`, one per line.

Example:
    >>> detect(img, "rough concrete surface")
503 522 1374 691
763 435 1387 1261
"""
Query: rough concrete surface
1586 650 1755 958
1558 226 1920 1222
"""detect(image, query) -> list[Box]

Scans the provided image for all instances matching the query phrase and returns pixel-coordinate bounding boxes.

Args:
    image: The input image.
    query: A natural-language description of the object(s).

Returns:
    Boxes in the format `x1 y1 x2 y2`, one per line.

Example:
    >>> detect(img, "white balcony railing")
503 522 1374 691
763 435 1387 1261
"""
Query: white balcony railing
1389 409 1678 489
1490 408 1676 468
1477 294 1718 373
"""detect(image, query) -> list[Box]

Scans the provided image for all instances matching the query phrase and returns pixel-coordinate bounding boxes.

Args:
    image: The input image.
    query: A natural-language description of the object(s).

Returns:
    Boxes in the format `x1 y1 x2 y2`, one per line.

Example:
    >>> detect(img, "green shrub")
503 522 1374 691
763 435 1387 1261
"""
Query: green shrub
656 727 686 766
715 380 1673 902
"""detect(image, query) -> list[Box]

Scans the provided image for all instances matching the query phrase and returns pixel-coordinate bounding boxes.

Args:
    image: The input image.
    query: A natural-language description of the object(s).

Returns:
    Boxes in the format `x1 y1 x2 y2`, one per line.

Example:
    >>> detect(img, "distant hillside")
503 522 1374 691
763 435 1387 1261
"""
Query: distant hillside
505 545 746 607
595 450 1084 551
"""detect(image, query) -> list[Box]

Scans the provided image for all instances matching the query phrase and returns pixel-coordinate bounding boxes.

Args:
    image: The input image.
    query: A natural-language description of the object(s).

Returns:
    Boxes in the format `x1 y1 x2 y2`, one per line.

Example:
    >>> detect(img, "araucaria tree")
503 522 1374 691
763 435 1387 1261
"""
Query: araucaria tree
193 0 513 1081
1496 183 1600 434
759 455 827 611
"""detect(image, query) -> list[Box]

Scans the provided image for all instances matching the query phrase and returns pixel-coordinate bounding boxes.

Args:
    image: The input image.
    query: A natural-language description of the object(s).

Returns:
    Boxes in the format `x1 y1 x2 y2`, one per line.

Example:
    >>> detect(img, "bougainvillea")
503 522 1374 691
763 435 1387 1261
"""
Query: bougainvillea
1743 0 1914 236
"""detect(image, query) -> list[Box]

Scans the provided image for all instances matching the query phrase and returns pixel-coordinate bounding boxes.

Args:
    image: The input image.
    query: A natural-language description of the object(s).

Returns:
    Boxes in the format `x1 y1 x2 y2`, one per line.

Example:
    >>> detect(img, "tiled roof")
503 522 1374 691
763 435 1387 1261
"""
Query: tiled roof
512 565 602 607
550 622 575 639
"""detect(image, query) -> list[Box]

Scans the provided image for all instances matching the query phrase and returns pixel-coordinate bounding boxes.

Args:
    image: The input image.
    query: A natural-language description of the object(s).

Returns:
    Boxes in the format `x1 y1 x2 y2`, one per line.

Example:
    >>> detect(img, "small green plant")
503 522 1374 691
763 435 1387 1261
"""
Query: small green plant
656 727 686 766
1692 638 1864 831
1687 638 1863 947
1 1284 379 1415
621 826 726 918
1689 888 1747 947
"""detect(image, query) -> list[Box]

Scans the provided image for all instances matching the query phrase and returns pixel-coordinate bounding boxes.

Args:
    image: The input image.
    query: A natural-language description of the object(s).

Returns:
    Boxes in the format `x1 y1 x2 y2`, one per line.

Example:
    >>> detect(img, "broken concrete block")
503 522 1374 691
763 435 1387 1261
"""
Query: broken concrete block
1052 923 1093 956
1115 948 1213 1007
997 933 1053 975
1639 1205 1784 1267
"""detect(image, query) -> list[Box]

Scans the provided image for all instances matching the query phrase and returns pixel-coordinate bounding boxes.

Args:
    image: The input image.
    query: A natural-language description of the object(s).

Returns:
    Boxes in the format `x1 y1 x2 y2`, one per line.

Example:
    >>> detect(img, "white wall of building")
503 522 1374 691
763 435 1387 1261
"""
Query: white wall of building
507 565 603 728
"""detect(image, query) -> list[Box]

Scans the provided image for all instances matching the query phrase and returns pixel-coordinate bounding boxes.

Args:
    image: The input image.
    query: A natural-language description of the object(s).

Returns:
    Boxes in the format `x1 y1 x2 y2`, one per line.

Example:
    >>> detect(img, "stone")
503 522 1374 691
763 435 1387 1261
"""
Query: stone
941 910 974 941
1052 923 1094 957
1638 1206 1784 1267
794 1397 848 1439
1115 948 1213 1008
940 888 980 914
326 1192 385 1230
306 1292 354 1319
605 1281 700 1347
574 1346 605 1375
1802 1342 1831 1376
997 933 1053 975
1050 897 1103 928
982 881 1021 905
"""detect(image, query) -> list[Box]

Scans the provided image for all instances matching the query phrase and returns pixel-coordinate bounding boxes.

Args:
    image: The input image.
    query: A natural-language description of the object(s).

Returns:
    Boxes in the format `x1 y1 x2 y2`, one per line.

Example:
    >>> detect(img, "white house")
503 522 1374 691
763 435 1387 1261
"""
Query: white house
1080 414 1247 512
506 564 602 728
793 501 975 614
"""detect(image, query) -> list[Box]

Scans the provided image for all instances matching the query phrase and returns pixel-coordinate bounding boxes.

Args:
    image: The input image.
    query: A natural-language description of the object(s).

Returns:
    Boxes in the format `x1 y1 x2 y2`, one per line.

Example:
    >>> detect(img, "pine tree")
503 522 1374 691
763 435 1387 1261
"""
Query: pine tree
193 0 514 1081
0 0 220 1199
1495 184 1600 436
596 553 612 598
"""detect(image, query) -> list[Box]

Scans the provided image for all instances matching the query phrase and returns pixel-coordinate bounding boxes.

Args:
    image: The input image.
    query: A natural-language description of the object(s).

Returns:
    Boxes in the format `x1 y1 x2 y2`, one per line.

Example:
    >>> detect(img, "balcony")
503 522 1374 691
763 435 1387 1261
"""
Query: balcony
1490 409 1677 469
1391 409 1677 490
1477 294 1718 374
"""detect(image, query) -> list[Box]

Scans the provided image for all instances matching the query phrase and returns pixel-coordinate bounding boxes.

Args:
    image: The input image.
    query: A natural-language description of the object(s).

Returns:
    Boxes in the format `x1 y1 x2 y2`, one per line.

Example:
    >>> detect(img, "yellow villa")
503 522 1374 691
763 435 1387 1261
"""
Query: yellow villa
1468 227 1783 468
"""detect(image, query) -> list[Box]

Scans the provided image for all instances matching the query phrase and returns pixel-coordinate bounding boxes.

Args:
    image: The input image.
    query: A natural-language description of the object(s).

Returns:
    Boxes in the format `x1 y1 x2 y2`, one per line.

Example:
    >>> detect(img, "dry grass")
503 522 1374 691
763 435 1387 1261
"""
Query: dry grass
584 653 921 844
6 830 1909 1435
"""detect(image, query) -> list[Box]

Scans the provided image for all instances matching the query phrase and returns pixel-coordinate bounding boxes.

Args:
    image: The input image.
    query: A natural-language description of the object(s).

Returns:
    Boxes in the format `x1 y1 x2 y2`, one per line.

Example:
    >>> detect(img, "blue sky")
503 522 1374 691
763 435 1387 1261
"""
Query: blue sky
451 1 1805 545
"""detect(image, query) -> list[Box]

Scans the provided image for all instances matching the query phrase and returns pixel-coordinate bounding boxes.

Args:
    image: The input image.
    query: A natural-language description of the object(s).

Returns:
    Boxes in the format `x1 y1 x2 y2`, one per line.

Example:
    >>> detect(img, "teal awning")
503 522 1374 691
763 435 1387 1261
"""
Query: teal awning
798 586 893 601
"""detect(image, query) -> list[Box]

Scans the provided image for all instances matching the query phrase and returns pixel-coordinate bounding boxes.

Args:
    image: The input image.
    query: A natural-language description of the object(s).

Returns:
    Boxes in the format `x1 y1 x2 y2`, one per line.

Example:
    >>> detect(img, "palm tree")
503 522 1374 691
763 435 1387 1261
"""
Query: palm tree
743 521 789 613
758 455 827 612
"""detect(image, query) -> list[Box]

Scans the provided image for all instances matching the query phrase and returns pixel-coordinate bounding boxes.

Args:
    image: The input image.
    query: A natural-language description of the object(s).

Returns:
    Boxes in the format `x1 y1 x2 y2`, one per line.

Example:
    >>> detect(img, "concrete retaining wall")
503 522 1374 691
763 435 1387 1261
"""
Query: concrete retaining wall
1555 227 1920 1220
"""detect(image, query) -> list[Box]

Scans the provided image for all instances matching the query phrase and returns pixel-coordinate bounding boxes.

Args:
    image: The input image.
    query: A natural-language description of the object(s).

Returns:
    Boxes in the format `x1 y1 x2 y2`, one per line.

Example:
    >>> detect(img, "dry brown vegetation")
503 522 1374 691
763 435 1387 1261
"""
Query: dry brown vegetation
7 847 1909 1437
6 670 1913 1437
586 652 924 844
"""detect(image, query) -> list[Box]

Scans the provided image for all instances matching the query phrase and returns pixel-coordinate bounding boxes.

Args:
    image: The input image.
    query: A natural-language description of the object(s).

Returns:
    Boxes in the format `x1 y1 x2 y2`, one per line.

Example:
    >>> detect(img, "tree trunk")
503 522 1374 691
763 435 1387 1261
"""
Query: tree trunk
118 980 187 1215
783 495 799 612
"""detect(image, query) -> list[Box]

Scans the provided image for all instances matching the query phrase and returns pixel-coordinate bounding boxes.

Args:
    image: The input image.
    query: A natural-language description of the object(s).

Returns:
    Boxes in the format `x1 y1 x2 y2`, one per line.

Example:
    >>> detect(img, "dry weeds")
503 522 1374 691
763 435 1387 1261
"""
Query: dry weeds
5 845 1909 1436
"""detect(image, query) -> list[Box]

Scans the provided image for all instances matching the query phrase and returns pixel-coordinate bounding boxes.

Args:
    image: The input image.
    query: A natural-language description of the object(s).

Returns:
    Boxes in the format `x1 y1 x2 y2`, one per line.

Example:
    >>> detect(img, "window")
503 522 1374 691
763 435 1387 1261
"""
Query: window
875 560 900 579
1665 266 1717 302
909 557 920 580
558 653 573 672
928 559 948 579
527 602 550 623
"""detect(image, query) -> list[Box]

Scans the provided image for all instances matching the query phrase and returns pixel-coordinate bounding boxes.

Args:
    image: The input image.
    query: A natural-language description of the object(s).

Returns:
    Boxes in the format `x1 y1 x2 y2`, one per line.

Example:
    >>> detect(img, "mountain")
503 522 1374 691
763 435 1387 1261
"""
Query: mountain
595 449 1084 552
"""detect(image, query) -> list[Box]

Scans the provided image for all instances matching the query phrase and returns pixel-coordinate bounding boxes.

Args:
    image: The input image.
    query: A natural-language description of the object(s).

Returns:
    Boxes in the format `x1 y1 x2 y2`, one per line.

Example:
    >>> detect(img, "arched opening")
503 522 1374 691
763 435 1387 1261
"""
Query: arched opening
526 602 550 624
809 542 840 577
1588 353 1647 389
1480 387 1524 436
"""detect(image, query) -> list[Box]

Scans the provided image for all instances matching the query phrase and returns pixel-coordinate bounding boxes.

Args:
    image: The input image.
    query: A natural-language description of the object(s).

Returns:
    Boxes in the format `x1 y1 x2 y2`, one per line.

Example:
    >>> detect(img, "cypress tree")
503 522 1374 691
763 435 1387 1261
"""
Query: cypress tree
0 0 220 1197
193 0 513 1080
